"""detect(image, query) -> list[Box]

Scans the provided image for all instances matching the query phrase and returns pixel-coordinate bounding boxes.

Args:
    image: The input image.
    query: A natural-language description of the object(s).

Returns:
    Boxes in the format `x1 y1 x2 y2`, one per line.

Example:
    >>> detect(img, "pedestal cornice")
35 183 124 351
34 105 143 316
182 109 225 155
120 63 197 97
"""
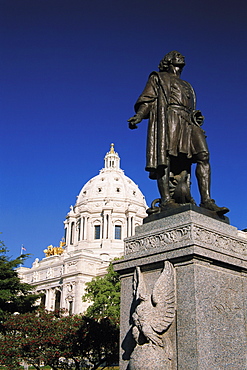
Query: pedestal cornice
114 210 247 272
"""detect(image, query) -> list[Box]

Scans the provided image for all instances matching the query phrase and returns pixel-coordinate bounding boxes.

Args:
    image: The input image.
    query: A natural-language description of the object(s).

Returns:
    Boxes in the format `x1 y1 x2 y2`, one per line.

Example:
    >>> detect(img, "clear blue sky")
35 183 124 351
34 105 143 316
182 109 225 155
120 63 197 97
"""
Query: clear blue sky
1 0 247 266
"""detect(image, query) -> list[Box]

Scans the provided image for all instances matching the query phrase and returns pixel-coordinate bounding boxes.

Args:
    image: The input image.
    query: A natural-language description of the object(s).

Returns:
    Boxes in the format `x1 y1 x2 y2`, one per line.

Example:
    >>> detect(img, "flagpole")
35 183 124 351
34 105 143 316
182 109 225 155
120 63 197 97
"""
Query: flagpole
19 245 26 268
20 244 26 255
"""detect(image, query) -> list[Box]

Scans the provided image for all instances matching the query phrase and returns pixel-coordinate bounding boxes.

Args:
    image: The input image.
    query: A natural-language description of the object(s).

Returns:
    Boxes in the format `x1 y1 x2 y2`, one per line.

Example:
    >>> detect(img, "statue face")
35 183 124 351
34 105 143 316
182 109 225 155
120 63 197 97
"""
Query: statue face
170 52 185 67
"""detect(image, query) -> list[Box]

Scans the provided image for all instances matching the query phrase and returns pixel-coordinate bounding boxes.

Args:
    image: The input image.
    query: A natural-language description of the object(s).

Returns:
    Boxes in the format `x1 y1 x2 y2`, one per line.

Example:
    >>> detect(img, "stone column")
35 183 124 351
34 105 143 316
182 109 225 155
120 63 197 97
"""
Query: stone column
46 288 52 310
114 207 247 370
127 216 131 237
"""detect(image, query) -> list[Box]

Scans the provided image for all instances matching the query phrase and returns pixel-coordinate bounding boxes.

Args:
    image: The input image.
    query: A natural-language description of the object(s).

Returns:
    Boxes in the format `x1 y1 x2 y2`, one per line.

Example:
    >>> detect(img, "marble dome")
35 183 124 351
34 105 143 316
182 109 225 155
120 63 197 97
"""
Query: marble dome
76 143 146 208
64 143 147 256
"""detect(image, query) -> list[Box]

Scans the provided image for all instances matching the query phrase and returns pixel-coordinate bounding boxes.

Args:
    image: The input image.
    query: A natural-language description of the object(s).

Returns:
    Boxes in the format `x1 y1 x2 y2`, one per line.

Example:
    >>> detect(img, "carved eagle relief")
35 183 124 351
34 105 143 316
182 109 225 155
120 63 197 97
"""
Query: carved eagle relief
132 261 175 347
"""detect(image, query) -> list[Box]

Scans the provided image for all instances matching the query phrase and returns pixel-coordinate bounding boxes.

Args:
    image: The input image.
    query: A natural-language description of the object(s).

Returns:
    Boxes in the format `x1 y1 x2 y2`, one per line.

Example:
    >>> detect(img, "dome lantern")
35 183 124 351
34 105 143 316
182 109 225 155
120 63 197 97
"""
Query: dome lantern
104 143 120 170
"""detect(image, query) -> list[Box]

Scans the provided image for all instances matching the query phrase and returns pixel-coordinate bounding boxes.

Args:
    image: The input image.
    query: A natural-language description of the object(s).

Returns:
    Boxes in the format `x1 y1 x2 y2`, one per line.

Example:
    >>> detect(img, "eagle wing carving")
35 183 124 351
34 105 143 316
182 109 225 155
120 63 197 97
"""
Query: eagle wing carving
150 261 175 334
132 261 175 347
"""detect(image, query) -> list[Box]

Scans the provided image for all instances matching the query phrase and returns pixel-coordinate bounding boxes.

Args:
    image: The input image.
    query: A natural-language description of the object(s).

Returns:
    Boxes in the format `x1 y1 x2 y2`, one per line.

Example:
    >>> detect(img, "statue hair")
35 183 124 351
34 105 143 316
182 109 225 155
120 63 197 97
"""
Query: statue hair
158 50 184 72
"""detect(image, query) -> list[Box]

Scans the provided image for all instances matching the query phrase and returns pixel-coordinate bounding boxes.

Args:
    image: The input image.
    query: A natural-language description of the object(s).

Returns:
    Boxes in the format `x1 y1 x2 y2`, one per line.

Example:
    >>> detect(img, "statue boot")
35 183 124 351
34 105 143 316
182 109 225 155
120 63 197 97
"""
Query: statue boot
200 199 229 216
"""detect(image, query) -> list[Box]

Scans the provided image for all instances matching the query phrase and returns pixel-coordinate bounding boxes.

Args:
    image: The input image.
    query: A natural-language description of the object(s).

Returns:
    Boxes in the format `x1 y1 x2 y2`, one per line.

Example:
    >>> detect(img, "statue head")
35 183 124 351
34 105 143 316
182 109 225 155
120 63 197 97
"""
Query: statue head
158 51 185 72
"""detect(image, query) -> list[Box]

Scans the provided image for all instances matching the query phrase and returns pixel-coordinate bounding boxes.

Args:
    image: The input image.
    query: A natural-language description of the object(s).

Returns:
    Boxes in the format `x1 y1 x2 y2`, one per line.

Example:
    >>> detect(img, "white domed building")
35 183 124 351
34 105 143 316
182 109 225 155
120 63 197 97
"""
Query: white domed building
18 144 147 314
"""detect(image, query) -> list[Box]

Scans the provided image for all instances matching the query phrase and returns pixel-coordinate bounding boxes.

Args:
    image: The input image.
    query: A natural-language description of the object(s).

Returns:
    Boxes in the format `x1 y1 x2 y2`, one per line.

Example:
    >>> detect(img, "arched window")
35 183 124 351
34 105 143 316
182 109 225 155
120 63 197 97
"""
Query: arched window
69 300 73 316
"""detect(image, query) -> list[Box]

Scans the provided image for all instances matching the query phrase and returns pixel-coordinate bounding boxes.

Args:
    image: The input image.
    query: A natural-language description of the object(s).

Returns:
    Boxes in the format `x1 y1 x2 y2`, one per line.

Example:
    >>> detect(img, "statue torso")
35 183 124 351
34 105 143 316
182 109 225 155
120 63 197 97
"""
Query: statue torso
169 75 195 110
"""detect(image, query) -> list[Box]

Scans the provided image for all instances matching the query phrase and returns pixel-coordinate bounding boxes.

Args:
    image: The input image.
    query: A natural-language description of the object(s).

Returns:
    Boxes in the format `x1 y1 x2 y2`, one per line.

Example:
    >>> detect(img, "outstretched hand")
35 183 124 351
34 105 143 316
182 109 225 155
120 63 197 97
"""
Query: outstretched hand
128 115 142 129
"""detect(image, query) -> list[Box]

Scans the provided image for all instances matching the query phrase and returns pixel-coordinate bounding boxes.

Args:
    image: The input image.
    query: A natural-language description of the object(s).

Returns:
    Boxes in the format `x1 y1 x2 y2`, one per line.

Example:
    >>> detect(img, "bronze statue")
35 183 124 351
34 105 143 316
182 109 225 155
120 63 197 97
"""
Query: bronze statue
128 51 229 216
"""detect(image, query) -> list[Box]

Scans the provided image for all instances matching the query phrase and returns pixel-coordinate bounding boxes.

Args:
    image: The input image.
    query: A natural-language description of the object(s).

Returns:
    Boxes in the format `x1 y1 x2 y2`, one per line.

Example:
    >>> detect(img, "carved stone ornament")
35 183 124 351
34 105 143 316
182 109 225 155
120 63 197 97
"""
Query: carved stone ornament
68 261 77 266
125 224 247 256
125 225 191 254
129 261 175 370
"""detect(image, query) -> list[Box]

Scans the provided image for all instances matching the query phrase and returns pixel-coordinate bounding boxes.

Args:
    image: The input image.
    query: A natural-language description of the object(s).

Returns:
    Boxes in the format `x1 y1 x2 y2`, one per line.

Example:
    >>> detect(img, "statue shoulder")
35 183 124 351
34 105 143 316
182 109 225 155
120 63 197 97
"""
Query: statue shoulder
147 72 170 93
149 71 170 83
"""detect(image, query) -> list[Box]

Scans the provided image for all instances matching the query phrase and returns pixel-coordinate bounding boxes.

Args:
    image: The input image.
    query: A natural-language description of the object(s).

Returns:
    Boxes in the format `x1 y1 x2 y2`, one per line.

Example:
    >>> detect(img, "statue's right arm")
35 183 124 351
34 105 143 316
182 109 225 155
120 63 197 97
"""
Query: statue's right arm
128 114 142 129
128 102 150 129
128 73 158 129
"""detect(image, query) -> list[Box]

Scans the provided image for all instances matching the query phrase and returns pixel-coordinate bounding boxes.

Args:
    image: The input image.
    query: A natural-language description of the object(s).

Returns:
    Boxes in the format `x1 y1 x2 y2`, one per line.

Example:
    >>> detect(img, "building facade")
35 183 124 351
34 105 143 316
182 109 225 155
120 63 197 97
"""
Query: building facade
18 144 147 314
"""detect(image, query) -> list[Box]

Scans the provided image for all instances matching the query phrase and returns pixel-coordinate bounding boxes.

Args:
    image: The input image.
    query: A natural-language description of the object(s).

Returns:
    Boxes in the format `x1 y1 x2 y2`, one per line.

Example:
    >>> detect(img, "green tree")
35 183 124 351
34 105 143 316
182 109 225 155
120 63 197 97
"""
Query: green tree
82 262 120 324
81 316 119 369
0 240 39 322
82 262 120 368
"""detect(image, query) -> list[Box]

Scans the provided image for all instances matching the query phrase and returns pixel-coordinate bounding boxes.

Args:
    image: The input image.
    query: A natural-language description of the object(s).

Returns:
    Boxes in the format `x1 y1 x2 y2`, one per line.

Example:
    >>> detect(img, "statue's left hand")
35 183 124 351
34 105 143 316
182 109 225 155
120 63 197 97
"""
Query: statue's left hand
192 110 204 126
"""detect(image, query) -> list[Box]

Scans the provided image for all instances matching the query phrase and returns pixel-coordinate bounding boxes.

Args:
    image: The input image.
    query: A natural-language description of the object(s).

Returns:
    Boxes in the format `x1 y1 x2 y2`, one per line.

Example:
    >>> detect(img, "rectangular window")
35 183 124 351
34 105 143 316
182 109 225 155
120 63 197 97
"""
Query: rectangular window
77 218 81 241
115 225 122 240
94 225 101 239
82 217 85 240
70 222 74 245
64 228 67 244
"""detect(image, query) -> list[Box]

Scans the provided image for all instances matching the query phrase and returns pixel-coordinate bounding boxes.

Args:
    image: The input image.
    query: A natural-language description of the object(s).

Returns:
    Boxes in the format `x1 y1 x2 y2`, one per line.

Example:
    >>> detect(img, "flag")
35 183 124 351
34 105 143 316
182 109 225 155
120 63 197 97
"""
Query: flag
20 245 26 254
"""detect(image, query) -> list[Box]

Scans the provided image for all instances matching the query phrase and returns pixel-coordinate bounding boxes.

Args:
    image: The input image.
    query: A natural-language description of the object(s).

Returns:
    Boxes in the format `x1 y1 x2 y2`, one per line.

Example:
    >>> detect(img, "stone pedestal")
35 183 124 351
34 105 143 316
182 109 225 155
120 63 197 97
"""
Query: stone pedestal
114 209 247 370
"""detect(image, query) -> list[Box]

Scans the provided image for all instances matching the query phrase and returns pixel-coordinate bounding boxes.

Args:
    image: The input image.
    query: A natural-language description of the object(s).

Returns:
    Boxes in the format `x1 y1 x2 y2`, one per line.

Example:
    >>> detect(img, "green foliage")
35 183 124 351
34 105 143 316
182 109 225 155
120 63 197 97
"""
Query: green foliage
79 316 119 370
0 308 82 370
0 247 120 369
82 263 120 324
0 309 119 370
0 240 39 322
81 262 120 368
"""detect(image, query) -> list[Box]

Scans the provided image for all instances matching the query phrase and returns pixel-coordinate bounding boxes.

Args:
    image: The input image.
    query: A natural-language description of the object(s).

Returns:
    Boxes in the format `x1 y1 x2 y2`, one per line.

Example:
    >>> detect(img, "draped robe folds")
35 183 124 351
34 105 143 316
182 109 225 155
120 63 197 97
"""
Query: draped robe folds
134 71 208 179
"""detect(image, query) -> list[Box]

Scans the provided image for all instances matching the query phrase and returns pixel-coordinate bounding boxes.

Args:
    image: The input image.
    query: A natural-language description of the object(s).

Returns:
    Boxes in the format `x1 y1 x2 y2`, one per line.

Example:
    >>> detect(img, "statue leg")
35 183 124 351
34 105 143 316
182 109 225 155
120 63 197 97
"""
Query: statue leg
195 151 211 204
157 167 171 203
157 160 178 210
195 152 229 215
